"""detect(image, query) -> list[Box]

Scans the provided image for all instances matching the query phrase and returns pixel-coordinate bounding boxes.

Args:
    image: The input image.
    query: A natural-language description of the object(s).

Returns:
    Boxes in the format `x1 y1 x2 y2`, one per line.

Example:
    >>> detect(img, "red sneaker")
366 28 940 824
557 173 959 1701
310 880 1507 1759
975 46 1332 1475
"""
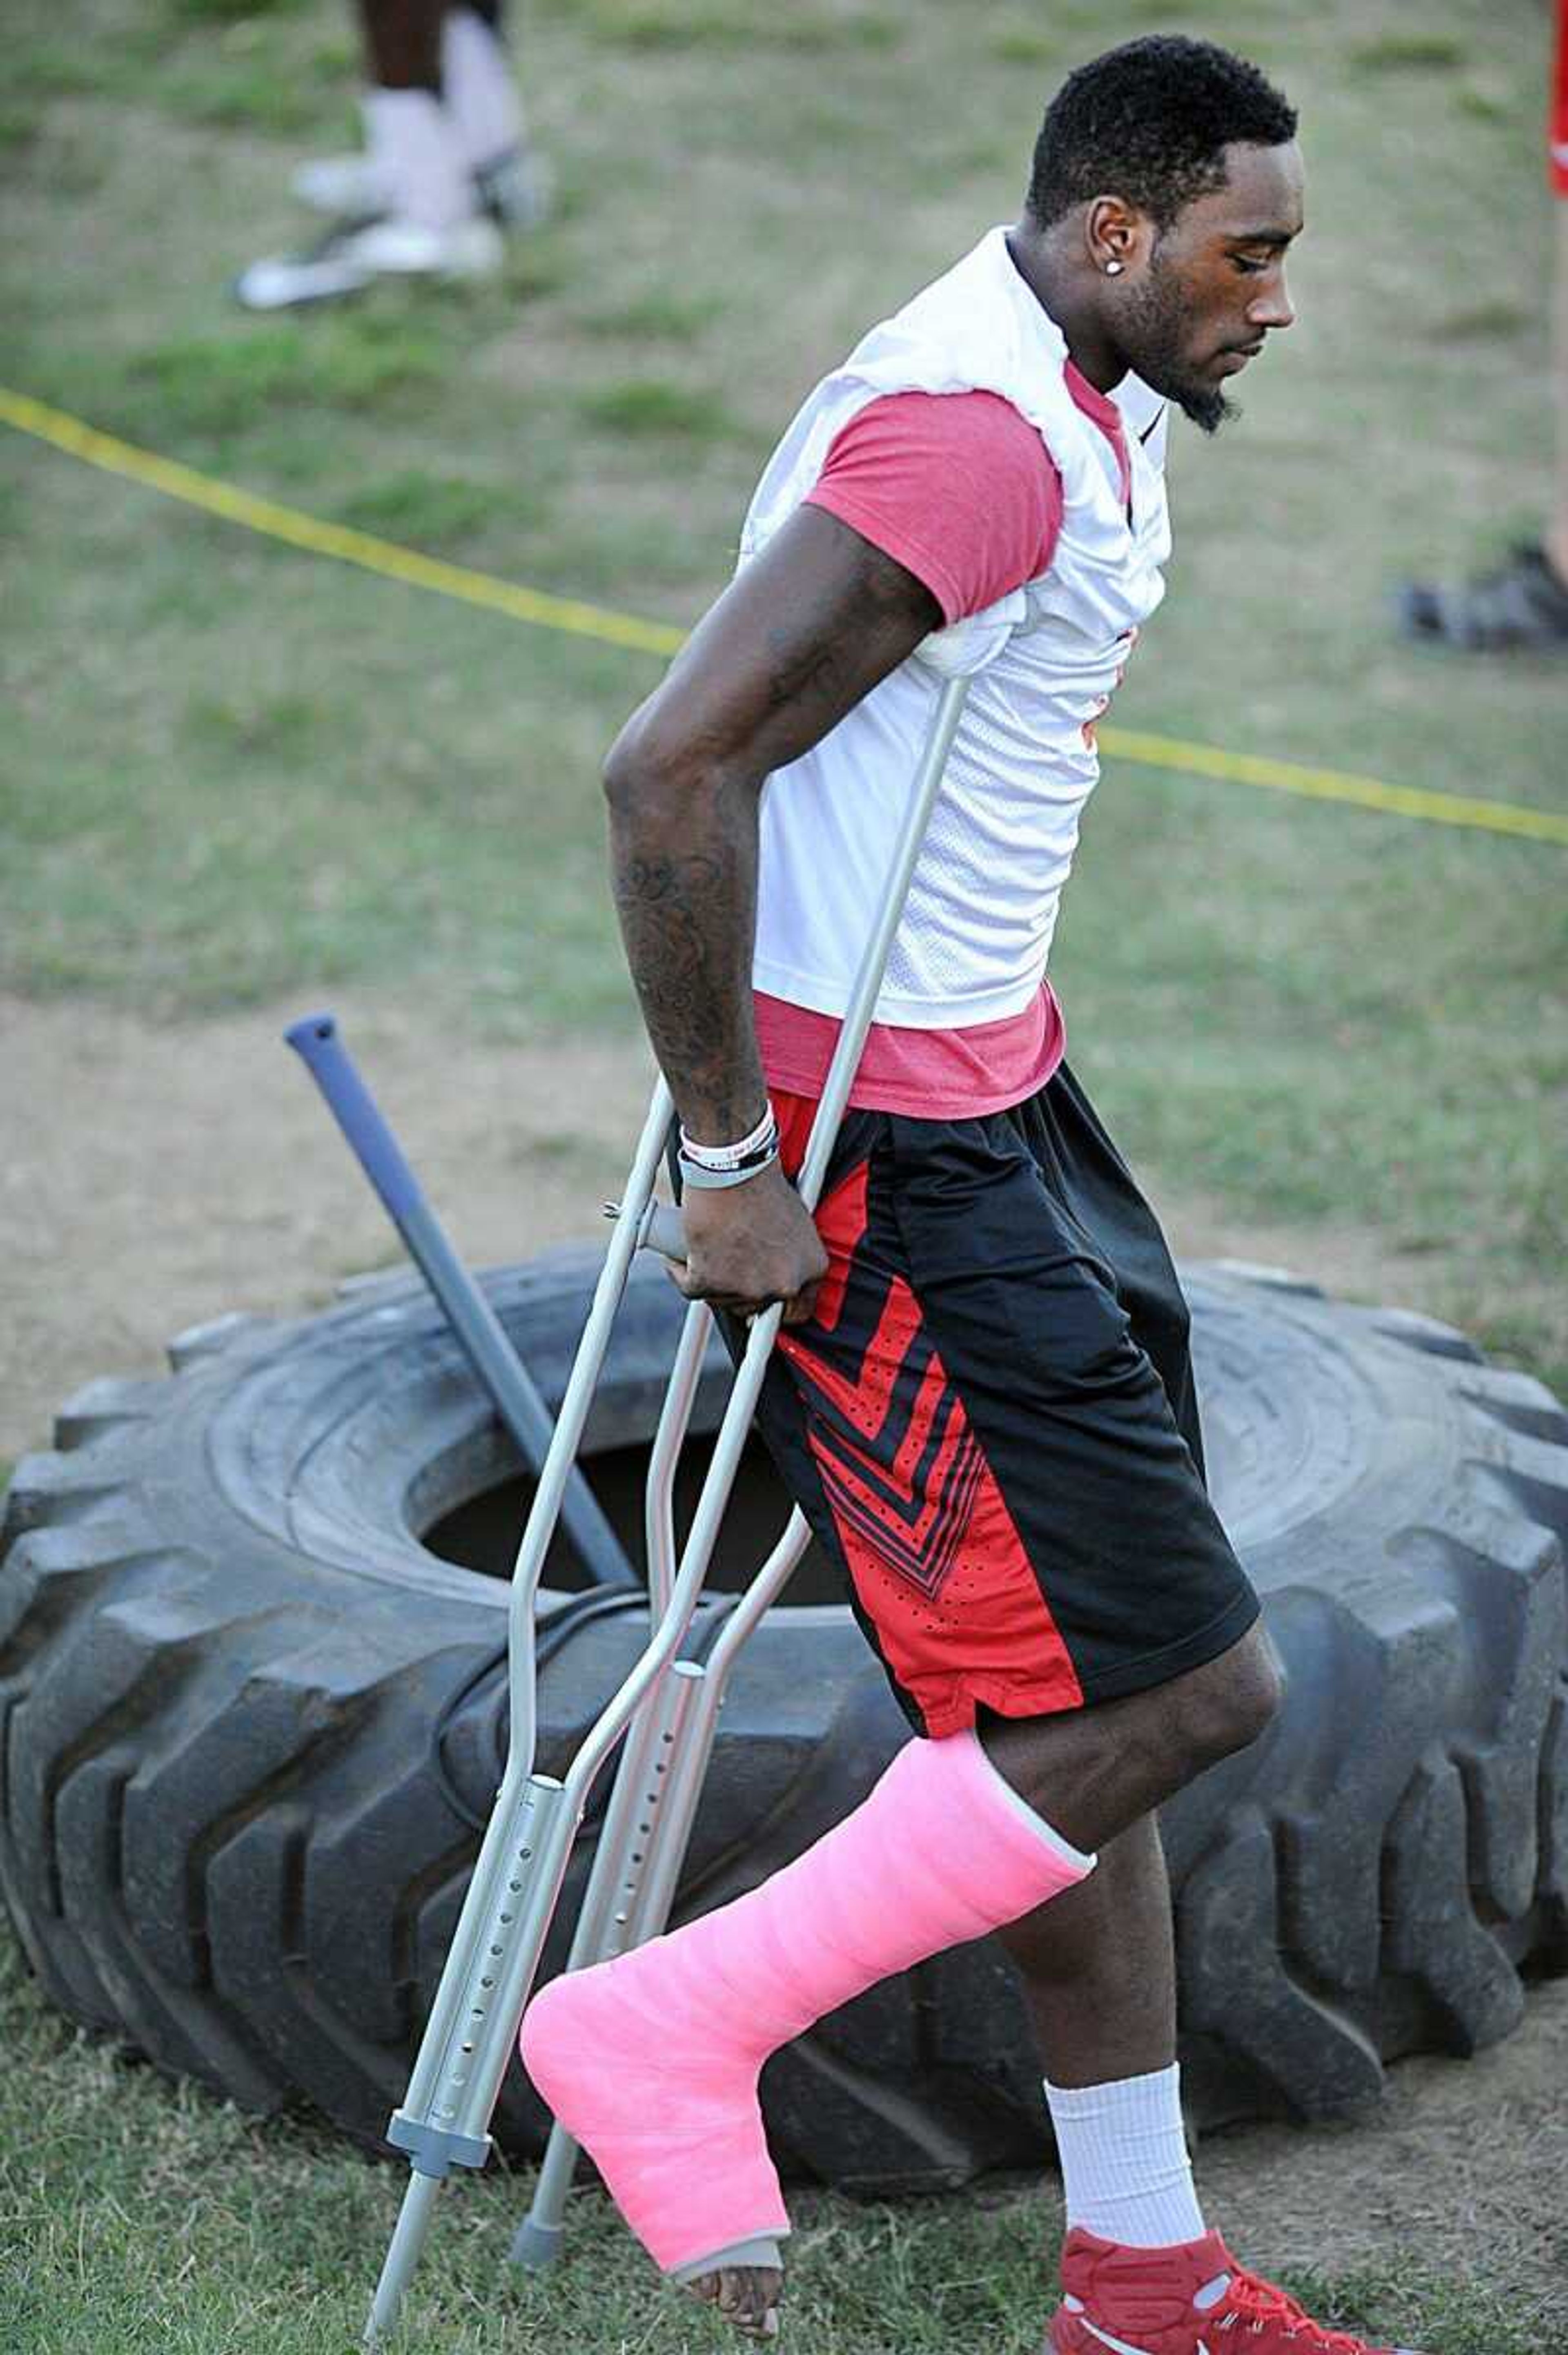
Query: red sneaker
1048 2228 1424 2355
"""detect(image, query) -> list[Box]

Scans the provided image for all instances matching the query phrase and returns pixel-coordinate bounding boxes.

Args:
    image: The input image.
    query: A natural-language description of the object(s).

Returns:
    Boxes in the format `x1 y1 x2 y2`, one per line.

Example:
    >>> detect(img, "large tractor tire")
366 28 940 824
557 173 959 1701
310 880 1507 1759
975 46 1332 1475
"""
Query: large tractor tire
1 1250 1565 2193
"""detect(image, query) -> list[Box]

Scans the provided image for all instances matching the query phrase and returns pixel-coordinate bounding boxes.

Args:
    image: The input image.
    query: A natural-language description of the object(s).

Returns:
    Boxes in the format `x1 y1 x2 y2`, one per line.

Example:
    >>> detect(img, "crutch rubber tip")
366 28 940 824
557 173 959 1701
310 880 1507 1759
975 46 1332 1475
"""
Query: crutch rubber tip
509 2212 566 2270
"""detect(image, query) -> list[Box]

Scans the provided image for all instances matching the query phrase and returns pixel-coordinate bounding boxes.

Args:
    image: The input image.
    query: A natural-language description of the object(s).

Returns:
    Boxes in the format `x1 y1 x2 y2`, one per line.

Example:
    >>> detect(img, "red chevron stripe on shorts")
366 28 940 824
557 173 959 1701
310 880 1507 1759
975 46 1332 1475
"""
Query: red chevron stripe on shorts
771 1093 1083 1724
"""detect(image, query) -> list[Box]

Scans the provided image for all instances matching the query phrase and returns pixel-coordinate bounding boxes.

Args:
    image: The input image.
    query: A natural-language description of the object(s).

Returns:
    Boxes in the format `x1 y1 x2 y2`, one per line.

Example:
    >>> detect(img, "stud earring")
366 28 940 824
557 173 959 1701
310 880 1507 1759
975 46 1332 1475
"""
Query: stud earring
1105 260 1125 276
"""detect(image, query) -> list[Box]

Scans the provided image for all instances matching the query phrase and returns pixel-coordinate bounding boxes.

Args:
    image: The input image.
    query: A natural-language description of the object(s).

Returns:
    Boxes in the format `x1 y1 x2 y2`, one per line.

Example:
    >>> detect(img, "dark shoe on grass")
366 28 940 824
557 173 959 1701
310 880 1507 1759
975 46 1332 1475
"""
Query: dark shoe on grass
1396 540 1568 652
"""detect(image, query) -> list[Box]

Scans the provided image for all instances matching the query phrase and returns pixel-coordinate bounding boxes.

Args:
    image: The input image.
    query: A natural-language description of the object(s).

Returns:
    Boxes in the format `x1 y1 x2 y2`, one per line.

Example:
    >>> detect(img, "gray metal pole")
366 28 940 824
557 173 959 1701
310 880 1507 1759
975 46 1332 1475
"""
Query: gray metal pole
285 1012 637 1590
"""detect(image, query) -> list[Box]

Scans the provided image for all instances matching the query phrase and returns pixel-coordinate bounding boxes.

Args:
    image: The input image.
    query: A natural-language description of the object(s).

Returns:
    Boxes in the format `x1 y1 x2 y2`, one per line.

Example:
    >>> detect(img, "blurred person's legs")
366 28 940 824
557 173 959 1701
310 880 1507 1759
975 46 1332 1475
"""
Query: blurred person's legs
294 1 549 229
1397 0 1568 650
234 0 549 309
355 0 480 240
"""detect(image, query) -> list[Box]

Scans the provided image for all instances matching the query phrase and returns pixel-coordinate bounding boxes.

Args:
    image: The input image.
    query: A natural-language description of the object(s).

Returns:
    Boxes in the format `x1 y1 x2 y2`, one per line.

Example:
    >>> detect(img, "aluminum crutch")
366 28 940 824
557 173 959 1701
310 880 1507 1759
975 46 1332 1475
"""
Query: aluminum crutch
363 667 970 2348
285 1009 637 1590
510 1483 815 2270
510 1264 813 2268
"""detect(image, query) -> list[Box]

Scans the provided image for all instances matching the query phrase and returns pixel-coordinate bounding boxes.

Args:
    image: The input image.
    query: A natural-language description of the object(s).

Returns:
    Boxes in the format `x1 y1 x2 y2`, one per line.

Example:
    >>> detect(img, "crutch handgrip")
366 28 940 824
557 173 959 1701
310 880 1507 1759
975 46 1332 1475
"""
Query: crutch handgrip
605 1196 688 1263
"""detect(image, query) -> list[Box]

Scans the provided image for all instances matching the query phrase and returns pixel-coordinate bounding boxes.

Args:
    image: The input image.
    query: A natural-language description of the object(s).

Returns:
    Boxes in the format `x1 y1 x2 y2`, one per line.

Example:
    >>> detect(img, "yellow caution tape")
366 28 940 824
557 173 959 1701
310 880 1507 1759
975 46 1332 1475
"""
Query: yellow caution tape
0 387 683 660
1097 726 1568 844
4 383 1564 847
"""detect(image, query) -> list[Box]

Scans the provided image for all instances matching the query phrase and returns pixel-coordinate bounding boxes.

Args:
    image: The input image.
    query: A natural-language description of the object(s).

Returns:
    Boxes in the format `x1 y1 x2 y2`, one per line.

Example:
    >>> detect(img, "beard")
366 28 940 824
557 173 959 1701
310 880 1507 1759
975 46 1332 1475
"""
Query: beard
1120 254 1237 436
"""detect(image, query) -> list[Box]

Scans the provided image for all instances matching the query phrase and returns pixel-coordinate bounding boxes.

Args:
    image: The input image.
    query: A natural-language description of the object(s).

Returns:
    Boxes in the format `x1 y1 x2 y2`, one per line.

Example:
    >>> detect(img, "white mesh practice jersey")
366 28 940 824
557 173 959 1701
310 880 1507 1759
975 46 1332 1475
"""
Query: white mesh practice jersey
743 228 1172 1029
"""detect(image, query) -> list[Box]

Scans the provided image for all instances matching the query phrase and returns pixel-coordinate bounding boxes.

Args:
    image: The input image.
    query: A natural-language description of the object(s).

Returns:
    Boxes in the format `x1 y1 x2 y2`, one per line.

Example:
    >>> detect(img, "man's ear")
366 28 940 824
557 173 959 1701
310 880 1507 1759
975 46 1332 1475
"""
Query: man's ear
1084 195 1152 276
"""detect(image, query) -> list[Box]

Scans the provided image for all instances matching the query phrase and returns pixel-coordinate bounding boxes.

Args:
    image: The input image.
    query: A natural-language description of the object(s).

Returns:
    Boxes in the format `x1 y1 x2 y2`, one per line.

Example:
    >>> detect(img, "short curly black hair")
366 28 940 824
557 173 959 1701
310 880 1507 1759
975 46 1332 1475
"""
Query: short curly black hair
1026 35 1297 234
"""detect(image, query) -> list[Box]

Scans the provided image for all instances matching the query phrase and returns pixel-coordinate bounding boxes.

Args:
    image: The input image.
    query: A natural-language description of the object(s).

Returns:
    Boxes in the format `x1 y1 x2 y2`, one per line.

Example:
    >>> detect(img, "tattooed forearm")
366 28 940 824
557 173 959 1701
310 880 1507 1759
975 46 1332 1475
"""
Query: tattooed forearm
597 506 941 1139
609 791 768 1143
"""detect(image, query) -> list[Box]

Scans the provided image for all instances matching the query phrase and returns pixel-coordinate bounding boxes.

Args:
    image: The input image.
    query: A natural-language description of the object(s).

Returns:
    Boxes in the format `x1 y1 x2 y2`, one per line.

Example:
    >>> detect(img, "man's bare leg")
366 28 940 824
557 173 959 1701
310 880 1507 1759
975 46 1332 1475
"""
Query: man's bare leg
993 1812 1176 2088
974 1623 1279 1862
359 0 442 91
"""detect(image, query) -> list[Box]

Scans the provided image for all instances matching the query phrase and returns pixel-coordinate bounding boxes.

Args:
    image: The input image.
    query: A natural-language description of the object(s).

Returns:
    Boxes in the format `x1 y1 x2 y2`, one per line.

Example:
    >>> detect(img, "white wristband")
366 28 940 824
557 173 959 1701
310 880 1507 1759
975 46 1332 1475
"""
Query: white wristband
678 1101 777 1173
677 1143 781 1190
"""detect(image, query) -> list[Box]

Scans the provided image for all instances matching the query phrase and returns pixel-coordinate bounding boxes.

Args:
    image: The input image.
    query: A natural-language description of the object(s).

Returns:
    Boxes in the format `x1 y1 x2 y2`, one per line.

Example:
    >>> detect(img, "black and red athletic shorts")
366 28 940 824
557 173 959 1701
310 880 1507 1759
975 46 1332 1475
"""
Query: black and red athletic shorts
745 1065 1259 1741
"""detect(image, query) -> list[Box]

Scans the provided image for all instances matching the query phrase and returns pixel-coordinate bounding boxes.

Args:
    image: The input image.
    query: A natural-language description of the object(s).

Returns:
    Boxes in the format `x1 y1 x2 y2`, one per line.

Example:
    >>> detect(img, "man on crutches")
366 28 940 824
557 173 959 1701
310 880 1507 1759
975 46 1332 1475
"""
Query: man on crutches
522 34 1420 2355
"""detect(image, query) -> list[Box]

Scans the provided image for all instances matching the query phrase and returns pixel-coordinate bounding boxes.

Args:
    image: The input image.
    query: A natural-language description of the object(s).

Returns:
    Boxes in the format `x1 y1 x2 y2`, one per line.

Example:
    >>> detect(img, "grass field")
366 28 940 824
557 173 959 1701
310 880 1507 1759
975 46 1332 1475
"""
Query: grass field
4 1928 1563 2354
3 0 1567 2347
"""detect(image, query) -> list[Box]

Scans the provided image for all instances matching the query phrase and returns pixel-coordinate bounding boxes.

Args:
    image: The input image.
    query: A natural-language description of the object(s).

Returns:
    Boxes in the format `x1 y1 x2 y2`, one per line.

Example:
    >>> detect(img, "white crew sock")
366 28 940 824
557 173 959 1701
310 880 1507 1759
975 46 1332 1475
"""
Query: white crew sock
361 87 475 231
1044 2063 1207 2249
440 6 525 171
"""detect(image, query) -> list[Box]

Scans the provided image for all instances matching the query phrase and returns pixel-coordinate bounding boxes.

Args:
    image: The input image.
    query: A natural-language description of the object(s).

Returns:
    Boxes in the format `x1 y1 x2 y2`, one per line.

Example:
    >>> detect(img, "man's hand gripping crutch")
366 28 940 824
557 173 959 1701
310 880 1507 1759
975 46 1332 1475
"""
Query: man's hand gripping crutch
363 506 996 2346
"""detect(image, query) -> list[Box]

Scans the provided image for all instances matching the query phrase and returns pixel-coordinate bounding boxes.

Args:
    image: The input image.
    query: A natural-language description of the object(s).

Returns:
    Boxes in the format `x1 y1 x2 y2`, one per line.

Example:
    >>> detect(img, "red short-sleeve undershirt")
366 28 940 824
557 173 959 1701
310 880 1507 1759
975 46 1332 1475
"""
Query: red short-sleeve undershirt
801 369 1129 622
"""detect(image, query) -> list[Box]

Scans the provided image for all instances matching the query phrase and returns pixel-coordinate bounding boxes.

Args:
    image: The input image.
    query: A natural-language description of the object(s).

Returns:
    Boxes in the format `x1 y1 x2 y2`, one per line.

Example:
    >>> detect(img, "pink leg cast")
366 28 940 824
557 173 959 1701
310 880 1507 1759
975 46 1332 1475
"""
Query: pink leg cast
520 1726 1093 2283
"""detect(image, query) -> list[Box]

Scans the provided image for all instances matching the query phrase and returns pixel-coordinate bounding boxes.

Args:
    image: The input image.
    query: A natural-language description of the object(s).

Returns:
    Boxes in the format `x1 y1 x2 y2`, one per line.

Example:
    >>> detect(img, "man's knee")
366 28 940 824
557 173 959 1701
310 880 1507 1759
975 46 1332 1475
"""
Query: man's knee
974 1620 1283 1847
1175 1623 1282 1770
